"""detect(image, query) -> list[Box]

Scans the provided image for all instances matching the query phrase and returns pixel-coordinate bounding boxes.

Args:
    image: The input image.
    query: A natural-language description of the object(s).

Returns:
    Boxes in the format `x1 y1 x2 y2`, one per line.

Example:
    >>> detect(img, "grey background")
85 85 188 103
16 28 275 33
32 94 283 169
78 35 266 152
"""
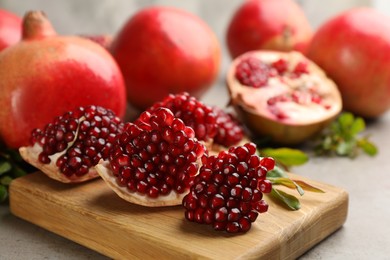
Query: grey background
2 1 390 259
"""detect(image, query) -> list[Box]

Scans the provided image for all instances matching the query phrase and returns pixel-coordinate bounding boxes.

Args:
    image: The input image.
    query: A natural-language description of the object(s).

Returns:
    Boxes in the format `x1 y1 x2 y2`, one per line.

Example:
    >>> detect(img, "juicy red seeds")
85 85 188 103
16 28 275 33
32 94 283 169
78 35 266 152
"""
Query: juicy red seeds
235 57 271 88
109 107 205 198
144 92 217 141
212 107 245 147
182 143 274 233
31 105 123 178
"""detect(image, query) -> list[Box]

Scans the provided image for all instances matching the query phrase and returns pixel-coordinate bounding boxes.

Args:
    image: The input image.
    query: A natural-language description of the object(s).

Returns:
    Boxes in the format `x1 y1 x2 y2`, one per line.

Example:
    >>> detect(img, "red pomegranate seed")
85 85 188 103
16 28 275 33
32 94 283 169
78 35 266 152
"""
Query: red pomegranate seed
30 105 123 179
235 57 271 88
182 143 274 233
108 107 205 199
144 92 217 141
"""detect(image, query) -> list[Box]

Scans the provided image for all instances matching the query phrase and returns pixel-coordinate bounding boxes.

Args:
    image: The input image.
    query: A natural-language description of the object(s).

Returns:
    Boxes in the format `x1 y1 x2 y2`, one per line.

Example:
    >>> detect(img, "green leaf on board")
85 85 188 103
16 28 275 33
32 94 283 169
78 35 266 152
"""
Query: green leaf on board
261 148 309 167
0 185 7 203
270 188 301 210
0 161 12 175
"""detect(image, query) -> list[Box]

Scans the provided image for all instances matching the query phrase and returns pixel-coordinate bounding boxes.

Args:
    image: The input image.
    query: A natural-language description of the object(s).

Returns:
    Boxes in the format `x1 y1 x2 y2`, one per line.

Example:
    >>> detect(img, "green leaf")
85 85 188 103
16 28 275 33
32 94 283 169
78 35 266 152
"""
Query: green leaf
358 139 378 156
268 177 305 196
336 140 355 156
261 148 309 167
293 180 325 193
0 185 7 203
270 188 301 210
338 112 354 131
350 117 365 135
1 176 13 186
267 166 289 178
0 161 12 175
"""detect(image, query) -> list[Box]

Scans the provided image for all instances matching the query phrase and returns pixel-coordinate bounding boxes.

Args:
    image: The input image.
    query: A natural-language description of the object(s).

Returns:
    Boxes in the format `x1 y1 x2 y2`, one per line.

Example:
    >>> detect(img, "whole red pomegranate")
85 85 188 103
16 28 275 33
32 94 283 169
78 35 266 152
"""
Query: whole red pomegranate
226 0 312 59
0 11 127 149
307 8 390 118
111 6 221 110
0 9 22 51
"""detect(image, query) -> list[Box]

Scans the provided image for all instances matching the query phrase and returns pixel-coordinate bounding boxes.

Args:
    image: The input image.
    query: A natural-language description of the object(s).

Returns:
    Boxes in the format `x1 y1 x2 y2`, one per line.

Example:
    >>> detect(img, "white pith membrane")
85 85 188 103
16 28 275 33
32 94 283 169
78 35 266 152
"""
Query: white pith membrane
19 116 99 183
227 50 342 125
95 159 194 207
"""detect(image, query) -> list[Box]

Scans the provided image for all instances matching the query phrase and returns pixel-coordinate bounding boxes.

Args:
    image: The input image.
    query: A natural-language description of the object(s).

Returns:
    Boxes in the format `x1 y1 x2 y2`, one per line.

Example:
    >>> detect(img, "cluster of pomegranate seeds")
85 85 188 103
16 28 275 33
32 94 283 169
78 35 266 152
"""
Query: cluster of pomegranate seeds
235 57 271 88
108 107 206 199
182 142 274 233
145 92 217 142
212 106 245 147
30 105 123 177
235 56 311 88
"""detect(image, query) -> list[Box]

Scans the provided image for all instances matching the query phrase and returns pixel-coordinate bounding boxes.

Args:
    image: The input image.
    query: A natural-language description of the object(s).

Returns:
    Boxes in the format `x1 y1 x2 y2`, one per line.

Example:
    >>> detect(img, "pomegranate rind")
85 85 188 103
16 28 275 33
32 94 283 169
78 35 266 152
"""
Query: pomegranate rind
227 50 342 145
19 144 99 183
96 160 188 207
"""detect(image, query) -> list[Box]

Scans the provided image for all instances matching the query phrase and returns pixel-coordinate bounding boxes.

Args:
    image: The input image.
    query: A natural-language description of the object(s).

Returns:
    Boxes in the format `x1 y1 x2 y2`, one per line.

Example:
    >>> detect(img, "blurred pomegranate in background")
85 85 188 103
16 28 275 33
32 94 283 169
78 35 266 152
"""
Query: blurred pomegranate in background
110 6 221 110
0 9 22 51
226 0 312 59
0 11 127 149
307 8 390 118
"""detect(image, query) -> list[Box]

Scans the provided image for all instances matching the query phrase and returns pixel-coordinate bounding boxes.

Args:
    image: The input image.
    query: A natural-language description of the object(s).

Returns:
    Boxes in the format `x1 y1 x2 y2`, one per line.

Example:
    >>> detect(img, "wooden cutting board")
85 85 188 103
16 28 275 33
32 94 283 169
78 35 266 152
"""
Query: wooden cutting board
9 172 348 259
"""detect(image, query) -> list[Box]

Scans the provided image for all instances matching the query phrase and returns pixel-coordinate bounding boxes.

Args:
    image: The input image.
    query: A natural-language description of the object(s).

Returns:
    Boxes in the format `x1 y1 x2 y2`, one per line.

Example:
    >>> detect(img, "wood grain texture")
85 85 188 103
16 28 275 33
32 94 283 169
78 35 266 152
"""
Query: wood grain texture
9 172 348 259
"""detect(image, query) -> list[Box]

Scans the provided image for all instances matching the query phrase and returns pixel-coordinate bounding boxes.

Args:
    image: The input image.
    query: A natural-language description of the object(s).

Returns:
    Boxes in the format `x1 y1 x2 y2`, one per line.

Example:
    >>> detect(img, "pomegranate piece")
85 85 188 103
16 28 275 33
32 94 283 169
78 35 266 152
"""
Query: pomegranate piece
111 6 221 110
145 92 218 142
182 142 274 233
307 8 390 118
227 50 342 145
19 105 123 183
0 9 21 51
0 11 126 149
96 107 206 207
212 106 245 147
226 0 312 59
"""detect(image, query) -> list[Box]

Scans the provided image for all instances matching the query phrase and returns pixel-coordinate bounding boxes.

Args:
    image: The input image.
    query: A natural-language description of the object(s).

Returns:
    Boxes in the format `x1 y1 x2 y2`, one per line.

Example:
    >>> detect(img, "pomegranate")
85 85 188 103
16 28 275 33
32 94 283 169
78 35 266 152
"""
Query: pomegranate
226 0 312 59
96 107 206 207
226 50 342 145
81 34 113 50
19 105 124 183
183 142 274 233
111 6 221 110
0 9 21 51
0 11 127 149
212 106 245 147
144 92 218 142
307 8 390 118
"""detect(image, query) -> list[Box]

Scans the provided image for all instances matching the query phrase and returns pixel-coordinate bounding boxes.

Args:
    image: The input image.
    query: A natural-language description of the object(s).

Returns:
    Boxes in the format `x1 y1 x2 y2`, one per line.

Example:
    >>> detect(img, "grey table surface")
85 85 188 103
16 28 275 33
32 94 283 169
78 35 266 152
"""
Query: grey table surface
1 82 390 260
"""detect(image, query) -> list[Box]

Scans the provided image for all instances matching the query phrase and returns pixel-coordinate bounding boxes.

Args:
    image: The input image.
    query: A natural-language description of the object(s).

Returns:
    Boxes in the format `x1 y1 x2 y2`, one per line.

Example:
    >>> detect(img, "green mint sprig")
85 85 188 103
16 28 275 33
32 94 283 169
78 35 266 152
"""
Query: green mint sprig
0 142 36 203
314 112 378 158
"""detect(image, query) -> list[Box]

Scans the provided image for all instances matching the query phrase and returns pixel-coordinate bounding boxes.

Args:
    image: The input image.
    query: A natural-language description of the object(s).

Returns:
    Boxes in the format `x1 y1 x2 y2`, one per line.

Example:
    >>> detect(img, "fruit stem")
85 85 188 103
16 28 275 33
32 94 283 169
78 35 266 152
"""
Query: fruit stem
22 11 56 40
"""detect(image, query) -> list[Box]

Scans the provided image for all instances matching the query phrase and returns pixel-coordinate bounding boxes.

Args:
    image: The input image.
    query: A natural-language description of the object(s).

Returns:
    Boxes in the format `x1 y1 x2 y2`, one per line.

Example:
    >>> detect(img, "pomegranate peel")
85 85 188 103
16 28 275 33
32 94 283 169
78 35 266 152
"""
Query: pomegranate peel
0 10 126 149
227 50 342 145
96 160 189 207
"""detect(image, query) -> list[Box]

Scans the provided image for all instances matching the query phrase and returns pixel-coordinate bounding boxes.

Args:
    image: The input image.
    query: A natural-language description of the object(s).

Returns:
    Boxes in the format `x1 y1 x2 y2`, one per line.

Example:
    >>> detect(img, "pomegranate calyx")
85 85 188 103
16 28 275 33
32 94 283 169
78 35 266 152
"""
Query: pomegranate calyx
22 11 57 40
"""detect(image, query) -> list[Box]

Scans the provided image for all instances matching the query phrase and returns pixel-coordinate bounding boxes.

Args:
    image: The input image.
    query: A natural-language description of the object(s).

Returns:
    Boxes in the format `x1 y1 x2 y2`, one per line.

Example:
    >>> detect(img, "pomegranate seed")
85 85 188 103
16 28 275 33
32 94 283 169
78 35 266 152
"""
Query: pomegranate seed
235 57 271 88
143 92 217 142
30 105 123 179
182 143 272 233
107 107 205 199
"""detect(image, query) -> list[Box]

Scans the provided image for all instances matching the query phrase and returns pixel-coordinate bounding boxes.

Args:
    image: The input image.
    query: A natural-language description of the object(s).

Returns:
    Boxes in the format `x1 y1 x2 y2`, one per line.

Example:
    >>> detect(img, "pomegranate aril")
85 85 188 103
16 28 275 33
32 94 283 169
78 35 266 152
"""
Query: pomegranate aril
235 57 271 88
28 105 123 181
105 107 205 203
182 143 274 233
213 107 245 147
144 92 217 141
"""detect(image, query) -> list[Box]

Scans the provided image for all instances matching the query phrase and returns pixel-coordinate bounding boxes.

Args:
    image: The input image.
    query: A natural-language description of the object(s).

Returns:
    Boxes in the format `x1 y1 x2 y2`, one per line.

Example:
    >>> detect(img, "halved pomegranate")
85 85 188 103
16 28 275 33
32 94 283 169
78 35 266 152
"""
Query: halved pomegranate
19 105 123 183
226 50 342 145
96 107 207 207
